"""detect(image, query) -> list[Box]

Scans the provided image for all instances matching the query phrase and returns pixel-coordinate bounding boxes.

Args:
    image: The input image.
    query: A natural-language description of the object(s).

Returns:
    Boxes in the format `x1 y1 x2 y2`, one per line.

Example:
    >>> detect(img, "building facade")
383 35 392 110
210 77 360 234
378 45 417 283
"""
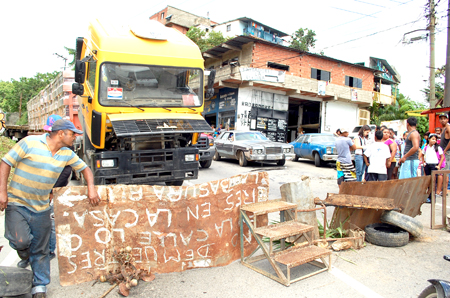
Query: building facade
203 36 376 142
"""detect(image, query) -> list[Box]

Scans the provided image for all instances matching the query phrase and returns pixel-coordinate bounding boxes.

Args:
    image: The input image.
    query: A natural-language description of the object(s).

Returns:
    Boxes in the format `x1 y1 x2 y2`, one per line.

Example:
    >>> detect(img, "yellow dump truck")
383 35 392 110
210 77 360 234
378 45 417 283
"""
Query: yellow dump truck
72 19 214 186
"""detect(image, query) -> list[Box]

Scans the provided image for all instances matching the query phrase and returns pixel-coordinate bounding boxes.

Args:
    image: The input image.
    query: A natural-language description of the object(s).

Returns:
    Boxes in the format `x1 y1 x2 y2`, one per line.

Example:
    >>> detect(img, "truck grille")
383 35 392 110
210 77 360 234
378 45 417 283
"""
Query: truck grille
112 118 213 137
266 147 282 154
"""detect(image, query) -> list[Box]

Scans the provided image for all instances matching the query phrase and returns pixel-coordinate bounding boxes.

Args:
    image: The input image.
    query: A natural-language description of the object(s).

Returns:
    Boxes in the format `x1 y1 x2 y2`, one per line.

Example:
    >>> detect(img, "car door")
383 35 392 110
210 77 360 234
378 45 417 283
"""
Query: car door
222 132 235 157
215 132 229 156
293 135 305 157
300 135 312 159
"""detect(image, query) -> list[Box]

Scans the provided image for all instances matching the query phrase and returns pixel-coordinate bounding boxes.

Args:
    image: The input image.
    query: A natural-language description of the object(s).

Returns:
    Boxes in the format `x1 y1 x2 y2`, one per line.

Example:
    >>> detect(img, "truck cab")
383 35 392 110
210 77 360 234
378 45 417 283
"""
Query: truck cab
72 19 213 186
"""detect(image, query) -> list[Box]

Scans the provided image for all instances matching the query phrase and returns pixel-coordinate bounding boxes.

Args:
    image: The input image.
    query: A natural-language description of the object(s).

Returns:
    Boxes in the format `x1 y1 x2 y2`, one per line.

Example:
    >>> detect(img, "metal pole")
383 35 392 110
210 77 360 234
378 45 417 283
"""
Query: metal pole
444 0 450 107
430 0 436 108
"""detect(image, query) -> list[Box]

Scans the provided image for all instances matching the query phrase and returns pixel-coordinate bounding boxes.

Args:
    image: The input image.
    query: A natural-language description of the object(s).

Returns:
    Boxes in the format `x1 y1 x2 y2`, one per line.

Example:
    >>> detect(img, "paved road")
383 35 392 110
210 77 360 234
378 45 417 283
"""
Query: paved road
1 158 449 298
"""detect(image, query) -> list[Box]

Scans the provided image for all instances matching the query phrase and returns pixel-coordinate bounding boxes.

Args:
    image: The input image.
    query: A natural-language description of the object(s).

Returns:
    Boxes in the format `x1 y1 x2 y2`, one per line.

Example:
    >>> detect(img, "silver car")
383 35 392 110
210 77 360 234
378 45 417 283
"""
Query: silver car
213 130 295 167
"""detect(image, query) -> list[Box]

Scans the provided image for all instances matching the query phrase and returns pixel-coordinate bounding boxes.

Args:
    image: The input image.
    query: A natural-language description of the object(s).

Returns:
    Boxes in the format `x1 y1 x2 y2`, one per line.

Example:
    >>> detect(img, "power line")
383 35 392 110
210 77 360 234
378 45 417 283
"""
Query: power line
321 18 424 51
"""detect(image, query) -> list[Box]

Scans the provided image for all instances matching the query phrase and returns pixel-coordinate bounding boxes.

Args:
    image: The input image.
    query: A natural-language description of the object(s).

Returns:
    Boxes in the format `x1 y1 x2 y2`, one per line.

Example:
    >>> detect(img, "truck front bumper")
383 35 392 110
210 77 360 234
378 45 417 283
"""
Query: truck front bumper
91 147 199 185
199 145 215 161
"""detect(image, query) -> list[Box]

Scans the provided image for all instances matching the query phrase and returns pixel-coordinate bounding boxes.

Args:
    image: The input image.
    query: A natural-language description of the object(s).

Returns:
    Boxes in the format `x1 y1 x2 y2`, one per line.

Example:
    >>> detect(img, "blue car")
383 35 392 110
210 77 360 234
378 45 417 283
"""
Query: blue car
290 133 338 167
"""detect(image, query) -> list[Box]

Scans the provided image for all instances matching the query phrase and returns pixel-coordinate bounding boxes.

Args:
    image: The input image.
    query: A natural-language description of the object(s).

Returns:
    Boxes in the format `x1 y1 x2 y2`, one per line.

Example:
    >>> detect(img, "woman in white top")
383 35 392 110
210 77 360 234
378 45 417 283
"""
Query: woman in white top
420 134 445 195
354 125 371 182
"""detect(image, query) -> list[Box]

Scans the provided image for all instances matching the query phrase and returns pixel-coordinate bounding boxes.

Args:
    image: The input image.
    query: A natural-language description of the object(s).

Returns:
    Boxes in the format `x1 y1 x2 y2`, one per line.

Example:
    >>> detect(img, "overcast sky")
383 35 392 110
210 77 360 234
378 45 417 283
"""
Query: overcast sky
1 0 446 103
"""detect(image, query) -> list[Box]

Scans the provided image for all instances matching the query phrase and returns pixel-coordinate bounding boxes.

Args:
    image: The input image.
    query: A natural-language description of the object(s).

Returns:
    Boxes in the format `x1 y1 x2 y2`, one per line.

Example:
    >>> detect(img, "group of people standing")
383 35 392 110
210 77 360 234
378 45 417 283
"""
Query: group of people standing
335 115 450 194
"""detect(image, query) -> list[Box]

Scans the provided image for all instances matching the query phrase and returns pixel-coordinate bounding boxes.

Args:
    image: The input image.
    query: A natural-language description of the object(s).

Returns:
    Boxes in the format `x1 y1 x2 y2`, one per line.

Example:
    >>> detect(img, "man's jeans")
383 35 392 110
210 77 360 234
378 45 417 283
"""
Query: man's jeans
355 154 366 182
5 205 51 293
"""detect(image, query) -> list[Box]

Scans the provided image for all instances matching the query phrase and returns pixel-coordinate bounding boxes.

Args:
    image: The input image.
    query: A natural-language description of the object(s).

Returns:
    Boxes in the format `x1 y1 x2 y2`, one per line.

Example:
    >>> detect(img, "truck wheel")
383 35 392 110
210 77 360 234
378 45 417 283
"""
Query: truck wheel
213 150 221 161
364 223 409 247
238 151 247 167
0 266 33 297
277 159 286 166
200 159 212 169
418 285 437 298
381 210 423 238
314 153 322 167
165 180 183 186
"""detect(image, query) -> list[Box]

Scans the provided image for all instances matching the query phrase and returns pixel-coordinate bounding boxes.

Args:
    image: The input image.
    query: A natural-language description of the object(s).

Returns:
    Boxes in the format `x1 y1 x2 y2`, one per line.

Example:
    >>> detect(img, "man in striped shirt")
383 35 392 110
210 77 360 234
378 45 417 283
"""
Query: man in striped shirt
0 119 99 298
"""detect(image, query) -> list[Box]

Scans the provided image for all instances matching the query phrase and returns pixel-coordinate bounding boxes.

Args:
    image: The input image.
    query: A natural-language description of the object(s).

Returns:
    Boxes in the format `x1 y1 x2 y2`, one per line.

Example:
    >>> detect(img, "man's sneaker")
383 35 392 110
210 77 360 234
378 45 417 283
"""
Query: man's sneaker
50 252 56 261
32 292 46 298
17 258 29 268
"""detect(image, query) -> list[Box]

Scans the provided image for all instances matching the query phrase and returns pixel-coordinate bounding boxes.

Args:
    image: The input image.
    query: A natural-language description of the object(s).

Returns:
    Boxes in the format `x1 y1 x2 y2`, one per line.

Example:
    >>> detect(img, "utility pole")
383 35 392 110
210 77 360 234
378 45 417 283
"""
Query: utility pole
444 0 450 107
429 0 436 108
53 53 68 71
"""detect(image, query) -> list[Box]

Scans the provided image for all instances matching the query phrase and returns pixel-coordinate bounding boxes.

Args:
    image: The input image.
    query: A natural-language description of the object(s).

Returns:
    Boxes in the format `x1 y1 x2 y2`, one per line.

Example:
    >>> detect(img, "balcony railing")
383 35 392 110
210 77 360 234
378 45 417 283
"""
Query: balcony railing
373 92 395 105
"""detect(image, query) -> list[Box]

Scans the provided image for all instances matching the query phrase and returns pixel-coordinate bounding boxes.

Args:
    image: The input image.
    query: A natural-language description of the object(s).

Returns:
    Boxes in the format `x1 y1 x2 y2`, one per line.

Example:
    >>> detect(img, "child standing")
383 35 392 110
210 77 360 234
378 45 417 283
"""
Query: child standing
420 134 445 196
364 130 391 181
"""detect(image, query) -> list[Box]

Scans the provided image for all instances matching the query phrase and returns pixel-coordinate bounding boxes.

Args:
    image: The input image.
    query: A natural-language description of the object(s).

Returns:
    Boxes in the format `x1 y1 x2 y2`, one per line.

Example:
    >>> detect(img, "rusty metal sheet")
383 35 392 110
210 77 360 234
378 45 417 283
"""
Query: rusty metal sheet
324 193 398 210
53 172 269 286
331 176 431 230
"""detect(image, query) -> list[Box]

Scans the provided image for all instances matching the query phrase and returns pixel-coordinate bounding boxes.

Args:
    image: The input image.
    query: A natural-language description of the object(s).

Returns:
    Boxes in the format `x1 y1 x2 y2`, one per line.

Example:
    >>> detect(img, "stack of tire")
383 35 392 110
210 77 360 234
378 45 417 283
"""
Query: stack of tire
364 211 423 247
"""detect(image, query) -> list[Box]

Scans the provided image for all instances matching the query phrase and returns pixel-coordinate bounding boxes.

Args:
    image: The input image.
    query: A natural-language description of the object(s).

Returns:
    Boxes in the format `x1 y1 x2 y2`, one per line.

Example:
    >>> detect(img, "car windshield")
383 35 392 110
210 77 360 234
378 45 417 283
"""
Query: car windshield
311 135 337 143
99 63 203 108
235 132 269 141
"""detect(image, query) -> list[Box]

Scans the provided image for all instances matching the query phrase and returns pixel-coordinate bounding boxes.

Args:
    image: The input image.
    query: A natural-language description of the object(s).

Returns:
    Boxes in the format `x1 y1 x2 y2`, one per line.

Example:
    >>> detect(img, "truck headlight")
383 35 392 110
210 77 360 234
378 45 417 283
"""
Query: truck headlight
326 147 332 154
185 154 198 162
97 159 115 168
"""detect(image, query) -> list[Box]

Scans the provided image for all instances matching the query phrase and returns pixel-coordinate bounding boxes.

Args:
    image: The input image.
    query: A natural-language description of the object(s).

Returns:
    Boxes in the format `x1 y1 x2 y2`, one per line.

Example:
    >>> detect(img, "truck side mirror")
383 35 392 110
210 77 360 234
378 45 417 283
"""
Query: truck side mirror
75 60 86 84
205 69 216 99
72 83 84 95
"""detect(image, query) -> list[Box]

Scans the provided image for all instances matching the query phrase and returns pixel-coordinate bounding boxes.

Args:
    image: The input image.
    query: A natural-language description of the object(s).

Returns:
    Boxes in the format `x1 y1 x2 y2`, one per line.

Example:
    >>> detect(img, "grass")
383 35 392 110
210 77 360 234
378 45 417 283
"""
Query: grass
0 136 16 184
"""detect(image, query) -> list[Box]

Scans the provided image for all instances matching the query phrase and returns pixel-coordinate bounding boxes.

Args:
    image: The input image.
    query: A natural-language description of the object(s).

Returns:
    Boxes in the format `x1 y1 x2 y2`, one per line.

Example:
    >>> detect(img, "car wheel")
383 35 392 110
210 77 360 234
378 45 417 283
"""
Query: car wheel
165 180 183 186
277 159 286 166
213 150 221 161
200 159 212 169
418 284 437 298
238 151 248 167
294 154 299 161
314 153 322 167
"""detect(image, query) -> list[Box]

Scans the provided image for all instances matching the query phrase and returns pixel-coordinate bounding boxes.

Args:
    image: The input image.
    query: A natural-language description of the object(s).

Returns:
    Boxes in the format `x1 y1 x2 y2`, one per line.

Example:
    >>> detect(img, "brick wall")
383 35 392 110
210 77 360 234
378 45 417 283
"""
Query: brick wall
150 7 168 24
250 43 374 92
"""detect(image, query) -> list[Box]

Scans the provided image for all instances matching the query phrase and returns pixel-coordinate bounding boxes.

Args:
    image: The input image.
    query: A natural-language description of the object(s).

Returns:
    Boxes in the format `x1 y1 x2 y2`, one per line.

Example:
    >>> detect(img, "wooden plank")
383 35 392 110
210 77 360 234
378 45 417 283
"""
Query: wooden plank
324 193 398 210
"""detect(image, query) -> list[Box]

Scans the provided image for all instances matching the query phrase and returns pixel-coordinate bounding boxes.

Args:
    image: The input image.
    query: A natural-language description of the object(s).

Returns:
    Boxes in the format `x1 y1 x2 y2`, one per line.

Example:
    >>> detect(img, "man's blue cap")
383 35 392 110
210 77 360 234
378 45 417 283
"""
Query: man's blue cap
51 119 83 134
43 114 62 131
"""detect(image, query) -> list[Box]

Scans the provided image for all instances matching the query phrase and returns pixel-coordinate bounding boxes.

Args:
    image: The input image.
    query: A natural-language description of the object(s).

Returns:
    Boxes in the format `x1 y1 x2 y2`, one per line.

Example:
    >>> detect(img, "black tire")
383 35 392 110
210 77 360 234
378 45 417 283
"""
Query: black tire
418 284 437 298
364 223 409 247
200 159 212 169
294 154 299 161
314 153 322 167
381 210 423 238
277 159 286 166
165 180 183 186
238 151 247 167
213 150 221 161
0 266 33 297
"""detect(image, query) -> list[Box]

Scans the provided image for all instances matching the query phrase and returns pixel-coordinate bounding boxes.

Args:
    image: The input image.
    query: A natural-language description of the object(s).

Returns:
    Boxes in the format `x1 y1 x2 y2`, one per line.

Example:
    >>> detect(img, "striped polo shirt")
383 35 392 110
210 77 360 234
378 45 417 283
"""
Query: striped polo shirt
2 134 87 212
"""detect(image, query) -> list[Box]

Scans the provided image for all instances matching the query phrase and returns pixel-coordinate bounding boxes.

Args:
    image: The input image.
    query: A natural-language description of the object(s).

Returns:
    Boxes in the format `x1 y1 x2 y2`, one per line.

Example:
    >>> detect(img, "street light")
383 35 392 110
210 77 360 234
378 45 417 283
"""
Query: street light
53 53 68 70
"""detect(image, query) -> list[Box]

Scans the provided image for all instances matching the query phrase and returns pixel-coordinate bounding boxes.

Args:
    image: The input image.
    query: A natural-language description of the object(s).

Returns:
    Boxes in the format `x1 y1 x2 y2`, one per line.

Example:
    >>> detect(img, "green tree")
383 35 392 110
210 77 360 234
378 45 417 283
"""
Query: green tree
0 72 59 124
289 28 316 52
65 46 76 69
368 92 429 135
186 27 229 52
422 65 445 104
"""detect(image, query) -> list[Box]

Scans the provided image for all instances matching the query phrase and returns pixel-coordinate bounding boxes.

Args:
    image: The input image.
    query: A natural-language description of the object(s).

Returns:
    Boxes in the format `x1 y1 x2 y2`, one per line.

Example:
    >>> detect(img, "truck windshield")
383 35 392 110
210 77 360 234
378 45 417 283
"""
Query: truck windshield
99 63 203 108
